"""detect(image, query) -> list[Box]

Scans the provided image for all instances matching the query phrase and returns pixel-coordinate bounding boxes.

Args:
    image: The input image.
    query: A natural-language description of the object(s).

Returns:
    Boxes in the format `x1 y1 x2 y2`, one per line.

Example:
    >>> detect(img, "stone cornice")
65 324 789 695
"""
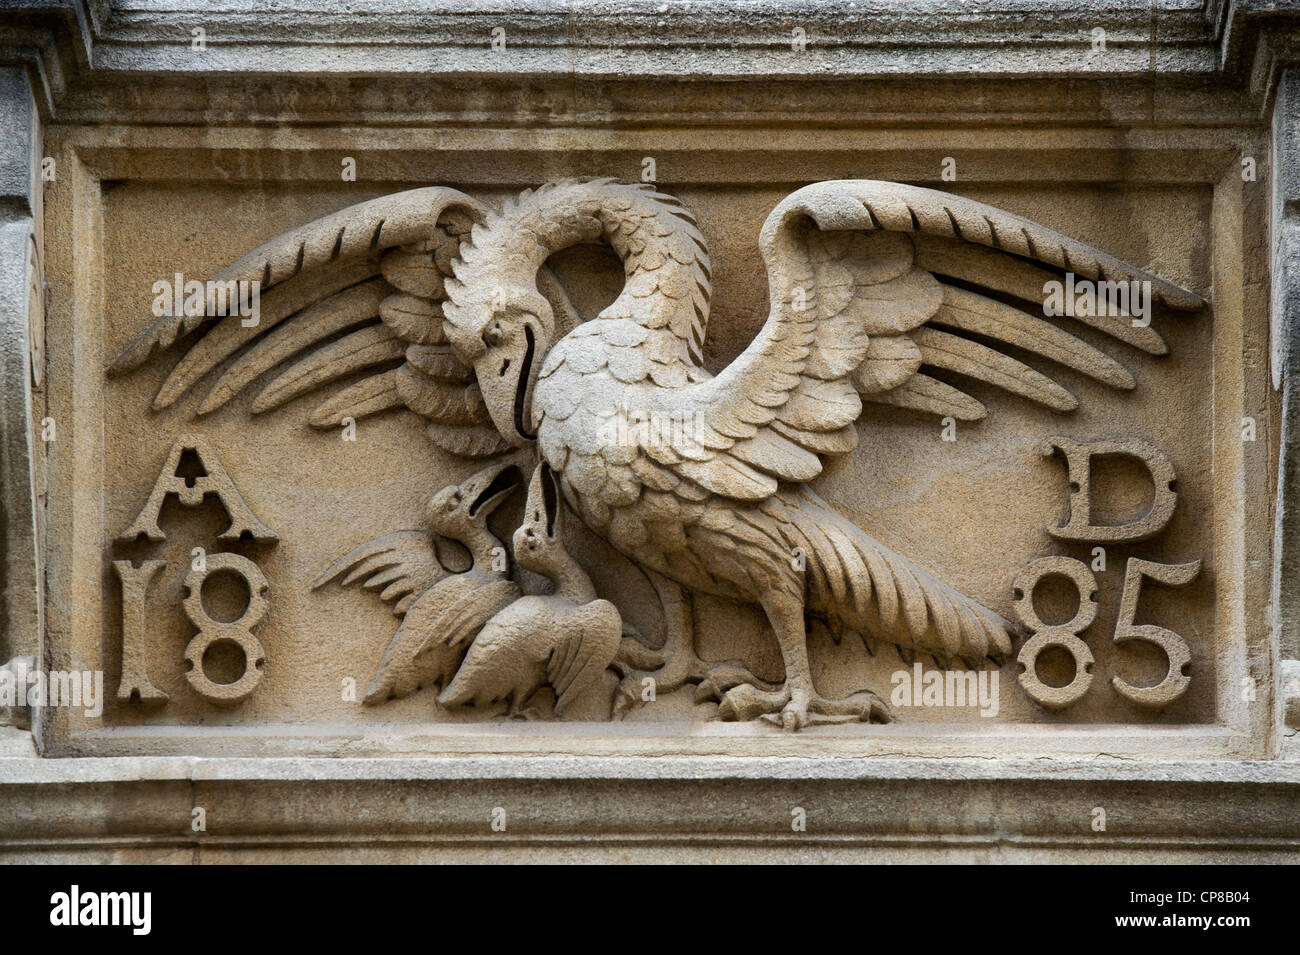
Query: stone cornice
1 0 1293 122
3 749 1300 860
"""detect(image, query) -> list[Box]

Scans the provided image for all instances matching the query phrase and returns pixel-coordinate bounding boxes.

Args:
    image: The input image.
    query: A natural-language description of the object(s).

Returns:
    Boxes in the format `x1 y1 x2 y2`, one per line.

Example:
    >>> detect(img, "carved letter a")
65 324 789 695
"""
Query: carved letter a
116 434 279 543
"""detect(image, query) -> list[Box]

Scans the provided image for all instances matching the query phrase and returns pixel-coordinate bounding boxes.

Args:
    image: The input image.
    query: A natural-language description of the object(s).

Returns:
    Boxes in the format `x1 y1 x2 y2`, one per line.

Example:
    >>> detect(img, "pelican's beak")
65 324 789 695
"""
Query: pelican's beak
463 462 523 521
523 462 562 539
515 463 562 555
473 319 549 448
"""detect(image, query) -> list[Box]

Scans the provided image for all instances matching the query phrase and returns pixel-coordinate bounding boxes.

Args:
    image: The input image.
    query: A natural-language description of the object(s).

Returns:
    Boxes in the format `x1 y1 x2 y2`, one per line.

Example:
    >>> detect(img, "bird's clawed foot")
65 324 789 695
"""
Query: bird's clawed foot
613 655 773 718
609 624 670 718
693 664 778 704
717 684 893 732
498 690 552 721
716 683 791 723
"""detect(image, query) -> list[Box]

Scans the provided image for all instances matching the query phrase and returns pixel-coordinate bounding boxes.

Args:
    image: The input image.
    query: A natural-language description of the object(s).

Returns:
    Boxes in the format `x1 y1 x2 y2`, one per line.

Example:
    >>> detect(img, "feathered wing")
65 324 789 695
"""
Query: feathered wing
311 530 448 616
108 187 576 459
365 577 521 704
546 599 622 716
649 180 1205 499
777 180 1204 422
639 180 1206 662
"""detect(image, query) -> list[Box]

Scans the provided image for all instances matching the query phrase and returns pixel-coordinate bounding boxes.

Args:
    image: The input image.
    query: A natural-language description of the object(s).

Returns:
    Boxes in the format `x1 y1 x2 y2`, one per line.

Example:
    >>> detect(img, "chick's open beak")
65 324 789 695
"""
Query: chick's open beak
462 462 523 519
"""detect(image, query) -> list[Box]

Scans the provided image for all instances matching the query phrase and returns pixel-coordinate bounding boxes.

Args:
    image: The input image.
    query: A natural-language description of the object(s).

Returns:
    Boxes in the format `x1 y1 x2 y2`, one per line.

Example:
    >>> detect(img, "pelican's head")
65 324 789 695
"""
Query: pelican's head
426 462 522 540
512 463 564 574
444 280 555 448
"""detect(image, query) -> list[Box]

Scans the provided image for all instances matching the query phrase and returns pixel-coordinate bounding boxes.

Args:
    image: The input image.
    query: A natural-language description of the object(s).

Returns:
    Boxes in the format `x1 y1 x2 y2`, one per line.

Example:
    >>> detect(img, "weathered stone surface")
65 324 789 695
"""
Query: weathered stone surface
2 0 1300 861
4 753 1300 863
0 64 42 676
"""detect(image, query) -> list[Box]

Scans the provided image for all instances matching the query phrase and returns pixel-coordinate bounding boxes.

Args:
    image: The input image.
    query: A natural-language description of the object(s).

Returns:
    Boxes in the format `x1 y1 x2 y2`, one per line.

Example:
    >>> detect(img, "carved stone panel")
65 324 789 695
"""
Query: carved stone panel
35 126 1269 760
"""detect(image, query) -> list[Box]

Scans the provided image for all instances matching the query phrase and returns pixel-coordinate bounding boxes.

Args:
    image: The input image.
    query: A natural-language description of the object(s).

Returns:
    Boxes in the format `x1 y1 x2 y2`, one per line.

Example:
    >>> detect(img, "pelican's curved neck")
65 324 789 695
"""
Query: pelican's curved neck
463 526 504 571
552 554 597 605
460 179 713 364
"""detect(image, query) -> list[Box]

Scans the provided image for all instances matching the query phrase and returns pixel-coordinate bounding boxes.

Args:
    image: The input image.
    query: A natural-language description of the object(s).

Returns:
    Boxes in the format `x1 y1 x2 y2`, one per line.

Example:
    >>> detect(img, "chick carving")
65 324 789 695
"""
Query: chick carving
438 463 621 718
313 461 523 704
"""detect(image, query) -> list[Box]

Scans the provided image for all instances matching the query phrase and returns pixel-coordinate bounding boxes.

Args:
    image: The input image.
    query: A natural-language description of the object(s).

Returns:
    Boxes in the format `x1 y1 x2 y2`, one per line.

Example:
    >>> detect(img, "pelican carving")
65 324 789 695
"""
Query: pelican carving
110 177 1205 730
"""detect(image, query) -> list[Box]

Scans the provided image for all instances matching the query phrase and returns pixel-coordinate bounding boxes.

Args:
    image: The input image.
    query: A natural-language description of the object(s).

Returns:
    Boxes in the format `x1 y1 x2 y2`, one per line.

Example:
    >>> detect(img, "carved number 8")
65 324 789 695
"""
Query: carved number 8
1012 556 1098 710
181 553 270 705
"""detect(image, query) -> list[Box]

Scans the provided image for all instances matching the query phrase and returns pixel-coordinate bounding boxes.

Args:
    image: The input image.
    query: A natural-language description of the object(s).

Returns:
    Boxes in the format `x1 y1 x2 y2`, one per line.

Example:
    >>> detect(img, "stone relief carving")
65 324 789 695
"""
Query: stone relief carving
179 552 272 705
438 462 625 718
113 434 280 707
111 558 168 706
315 462 525 704
116 434 280 545
1041 437 1178 543
25 228 42 391
106 178 1208 731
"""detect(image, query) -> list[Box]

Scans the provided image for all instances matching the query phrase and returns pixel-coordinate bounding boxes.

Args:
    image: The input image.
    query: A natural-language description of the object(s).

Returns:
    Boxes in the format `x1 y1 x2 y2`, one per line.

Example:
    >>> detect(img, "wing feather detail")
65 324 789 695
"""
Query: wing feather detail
424 422 512 459
910 326 1077 412
109 187 485 376
312 530 448 618
107 185 565 457
308 370 405 428
145 260 380 408
252 325 405 414
933 285 1136 390
546 600 622 716
912 234 1169 355
196 279 388 414
864 372 987 421
786 181 1203 310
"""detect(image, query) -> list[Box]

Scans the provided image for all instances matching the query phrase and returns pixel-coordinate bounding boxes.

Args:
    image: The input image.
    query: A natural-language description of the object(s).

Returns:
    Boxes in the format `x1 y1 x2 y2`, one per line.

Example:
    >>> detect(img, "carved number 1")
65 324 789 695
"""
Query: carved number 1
1111 558 1200 708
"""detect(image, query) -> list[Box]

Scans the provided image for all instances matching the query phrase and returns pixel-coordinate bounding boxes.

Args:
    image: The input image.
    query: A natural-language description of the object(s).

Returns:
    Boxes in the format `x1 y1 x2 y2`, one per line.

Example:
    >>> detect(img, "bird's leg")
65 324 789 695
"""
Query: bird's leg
611 622 667 676
507 687 539 719
717 589 891 732
718 590 803 730
620 569 696 690
613 569 771 717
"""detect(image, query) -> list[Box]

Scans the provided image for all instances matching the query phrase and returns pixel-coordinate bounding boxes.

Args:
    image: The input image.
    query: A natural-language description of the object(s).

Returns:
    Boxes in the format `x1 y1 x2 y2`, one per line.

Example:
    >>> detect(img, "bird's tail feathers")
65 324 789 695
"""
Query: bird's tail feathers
790 489 1016 668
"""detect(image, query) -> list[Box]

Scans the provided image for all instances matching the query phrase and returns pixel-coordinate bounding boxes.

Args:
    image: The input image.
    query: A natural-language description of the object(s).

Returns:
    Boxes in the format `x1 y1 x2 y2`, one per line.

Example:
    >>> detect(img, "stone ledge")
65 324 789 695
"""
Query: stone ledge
2 750 1299 862
6 752 1300 783
12 1 1300 122
70 0 1223 78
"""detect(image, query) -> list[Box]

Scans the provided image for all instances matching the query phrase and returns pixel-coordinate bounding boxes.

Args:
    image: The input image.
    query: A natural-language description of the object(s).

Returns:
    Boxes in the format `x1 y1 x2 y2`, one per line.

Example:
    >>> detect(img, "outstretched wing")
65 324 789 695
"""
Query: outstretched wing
546 599 622 716
311 530 449 616
582 180 1204 667
642 179 1205 502
108 187 575 459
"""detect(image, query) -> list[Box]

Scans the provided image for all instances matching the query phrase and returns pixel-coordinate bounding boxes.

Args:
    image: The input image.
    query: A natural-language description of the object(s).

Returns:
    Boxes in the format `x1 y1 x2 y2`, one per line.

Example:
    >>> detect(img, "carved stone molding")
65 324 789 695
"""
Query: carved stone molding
1 0 1299 126
0 65 43 676
5 0 1300 862
2 754 1300 862
1270 66 1300 741
37 138 1266 757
